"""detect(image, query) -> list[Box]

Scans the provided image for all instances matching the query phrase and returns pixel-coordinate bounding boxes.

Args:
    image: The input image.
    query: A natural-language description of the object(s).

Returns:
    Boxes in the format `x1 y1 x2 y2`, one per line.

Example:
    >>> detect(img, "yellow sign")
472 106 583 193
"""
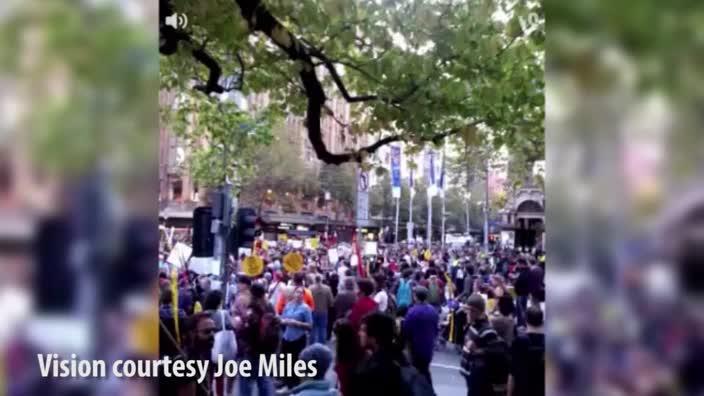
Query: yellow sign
310 238 319 249
278 233 288 242
486 298 497 314
242 255 264 277
424 250 432 261
283 252 304 273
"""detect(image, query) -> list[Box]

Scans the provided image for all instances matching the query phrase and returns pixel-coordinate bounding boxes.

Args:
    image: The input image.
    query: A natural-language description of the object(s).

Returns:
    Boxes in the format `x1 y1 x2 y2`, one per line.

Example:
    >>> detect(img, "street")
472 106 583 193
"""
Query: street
430 347 465 396
324 339 465 396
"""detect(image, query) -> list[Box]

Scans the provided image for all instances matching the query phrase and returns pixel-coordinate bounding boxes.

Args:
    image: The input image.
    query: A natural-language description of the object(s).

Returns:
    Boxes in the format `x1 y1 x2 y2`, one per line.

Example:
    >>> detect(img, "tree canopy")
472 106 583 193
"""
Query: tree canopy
160 0 544 165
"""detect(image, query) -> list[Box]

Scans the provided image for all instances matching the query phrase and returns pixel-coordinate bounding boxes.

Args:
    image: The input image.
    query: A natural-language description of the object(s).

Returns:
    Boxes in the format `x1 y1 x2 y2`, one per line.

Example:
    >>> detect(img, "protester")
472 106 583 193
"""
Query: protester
393 269 414 311
277 272 315 314
334 319 365 396
158 235 546 396
290 343 336 396
268 270 285 307
508 306 545 396
238 283 279 396
491 295 516 347
232 275 253 324
426 274 446 311
460 294 510 396
402 286 439 385
351 312 434 396
178 312 217 396
310 274 334 344
373 274 390 313
334 277 357 321
281 286 314 389
350 312 404 396
348 278 378 330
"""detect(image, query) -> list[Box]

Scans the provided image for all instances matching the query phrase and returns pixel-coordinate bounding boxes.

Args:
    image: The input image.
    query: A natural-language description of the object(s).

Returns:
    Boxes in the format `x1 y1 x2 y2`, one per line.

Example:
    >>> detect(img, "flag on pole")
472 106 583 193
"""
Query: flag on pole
425 149 436 196
390 146 401 198
353 233 365 277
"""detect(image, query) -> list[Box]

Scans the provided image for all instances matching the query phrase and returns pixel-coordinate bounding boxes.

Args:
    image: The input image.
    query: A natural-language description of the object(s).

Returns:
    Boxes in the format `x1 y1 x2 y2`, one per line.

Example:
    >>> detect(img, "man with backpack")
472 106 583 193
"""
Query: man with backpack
426 275 445 311
460 294 510 396
394 269 414 312
508 306 545 396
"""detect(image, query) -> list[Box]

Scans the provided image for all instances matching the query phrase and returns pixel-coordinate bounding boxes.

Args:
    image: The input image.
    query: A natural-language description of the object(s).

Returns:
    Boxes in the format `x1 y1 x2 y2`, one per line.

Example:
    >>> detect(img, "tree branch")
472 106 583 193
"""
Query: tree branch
323 105 349 128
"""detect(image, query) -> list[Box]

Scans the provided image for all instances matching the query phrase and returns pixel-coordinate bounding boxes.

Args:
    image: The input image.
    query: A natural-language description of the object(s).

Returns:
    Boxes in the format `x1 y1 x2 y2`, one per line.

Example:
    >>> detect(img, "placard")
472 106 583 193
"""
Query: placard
364 241 378 256
166 242 192 268
328 248 339 265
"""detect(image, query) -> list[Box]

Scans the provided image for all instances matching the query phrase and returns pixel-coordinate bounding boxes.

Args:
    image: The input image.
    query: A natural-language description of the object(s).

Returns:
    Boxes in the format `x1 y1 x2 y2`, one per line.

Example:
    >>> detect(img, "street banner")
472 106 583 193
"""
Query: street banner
425 149 436 197
356 169 370 223
390 145 401 198
425 149 435 186
438 149 446 198
407 222 414 243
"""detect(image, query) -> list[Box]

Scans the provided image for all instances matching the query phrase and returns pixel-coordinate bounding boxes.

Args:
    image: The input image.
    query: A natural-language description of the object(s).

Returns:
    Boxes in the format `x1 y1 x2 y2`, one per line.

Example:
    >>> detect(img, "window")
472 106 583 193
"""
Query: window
172 179 183 201
192 183 199 201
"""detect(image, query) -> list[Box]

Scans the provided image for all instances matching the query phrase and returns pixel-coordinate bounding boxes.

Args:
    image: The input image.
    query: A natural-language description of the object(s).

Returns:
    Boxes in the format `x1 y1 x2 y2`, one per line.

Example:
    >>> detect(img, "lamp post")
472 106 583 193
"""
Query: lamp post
464 191 472 235
324 191 331 236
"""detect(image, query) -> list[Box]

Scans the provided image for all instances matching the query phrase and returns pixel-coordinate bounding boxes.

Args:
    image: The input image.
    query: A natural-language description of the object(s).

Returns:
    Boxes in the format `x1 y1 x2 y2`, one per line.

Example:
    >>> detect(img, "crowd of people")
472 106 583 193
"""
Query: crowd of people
158 240 546 396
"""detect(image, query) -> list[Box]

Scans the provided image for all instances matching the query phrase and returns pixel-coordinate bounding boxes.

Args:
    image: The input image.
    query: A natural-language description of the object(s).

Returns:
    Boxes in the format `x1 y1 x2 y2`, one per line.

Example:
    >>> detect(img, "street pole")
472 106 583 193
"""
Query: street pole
440 143 446 250
441 192 446 250
484 156 490 253
394 196 400 244
213 183 232 295
409 189 414 242
427 189 432 245
466 199 470 235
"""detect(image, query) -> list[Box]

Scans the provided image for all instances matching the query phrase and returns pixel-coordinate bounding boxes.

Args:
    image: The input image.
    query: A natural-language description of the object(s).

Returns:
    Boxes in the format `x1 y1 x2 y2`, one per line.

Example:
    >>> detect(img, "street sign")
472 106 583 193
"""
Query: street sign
357 171 369 192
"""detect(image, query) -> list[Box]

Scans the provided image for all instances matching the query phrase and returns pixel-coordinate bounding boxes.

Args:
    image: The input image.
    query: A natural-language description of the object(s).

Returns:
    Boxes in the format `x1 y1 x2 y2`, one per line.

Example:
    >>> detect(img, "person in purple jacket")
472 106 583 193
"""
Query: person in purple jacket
402 286 440 386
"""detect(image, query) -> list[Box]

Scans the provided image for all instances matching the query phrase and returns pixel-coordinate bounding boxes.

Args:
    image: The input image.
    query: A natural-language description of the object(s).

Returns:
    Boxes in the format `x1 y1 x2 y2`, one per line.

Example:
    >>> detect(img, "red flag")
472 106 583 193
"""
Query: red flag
353 234 365 277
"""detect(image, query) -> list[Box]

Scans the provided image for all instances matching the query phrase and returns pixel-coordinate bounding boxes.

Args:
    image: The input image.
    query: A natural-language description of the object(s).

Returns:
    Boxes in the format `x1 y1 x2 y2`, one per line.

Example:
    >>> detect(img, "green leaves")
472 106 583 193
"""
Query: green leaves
164 92 276 188
162 0 543 164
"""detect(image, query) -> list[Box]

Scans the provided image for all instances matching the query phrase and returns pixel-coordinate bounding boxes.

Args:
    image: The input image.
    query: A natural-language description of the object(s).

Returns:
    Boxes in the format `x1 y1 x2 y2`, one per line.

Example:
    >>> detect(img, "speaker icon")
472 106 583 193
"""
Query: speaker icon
165 13 188 29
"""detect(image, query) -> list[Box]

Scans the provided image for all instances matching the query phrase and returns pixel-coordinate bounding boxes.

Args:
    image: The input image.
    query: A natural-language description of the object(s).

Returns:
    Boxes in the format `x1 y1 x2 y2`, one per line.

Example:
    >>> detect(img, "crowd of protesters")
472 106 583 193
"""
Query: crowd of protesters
158 239 546 396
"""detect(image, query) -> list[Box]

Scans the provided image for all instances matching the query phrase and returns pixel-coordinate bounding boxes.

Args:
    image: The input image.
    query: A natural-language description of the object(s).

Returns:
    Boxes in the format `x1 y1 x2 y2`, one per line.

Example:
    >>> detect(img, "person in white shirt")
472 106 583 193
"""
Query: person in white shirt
373 274 389 313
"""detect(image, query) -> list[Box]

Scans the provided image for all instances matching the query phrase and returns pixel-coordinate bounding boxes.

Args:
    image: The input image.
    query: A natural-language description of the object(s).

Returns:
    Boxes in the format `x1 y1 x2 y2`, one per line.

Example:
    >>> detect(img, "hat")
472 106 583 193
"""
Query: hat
466 293 486 313
299 343 332 380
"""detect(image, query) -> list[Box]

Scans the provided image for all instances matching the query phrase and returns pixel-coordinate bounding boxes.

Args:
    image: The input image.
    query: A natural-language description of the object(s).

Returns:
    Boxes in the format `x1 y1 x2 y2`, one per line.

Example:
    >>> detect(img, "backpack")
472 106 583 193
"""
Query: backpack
461 327 510 396
385 292 397 315
428 283 441 305
211 310 237 362
257 311 281 355
396 279 412 308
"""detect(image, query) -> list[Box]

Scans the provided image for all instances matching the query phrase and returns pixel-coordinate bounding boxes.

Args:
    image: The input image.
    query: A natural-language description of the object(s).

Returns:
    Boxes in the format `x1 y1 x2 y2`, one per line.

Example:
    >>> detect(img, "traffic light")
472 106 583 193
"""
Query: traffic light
192 206 214 257
233 207 259 251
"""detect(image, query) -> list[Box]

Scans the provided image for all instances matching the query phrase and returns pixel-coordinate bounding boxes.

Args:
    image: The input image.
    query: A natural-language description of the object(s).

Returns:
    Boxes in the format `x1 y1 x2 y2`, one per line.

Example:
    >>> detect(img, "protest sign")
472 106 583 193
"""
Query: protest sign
166 243 191 268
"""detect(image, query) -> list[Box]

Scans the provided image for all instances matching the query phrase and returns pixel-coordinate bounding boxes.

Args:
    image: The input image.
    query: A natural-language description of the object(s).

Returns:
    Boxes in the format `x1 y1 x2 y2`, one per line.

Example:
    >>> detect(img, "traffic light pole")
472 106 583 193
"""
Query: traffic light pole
212 183 232 295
